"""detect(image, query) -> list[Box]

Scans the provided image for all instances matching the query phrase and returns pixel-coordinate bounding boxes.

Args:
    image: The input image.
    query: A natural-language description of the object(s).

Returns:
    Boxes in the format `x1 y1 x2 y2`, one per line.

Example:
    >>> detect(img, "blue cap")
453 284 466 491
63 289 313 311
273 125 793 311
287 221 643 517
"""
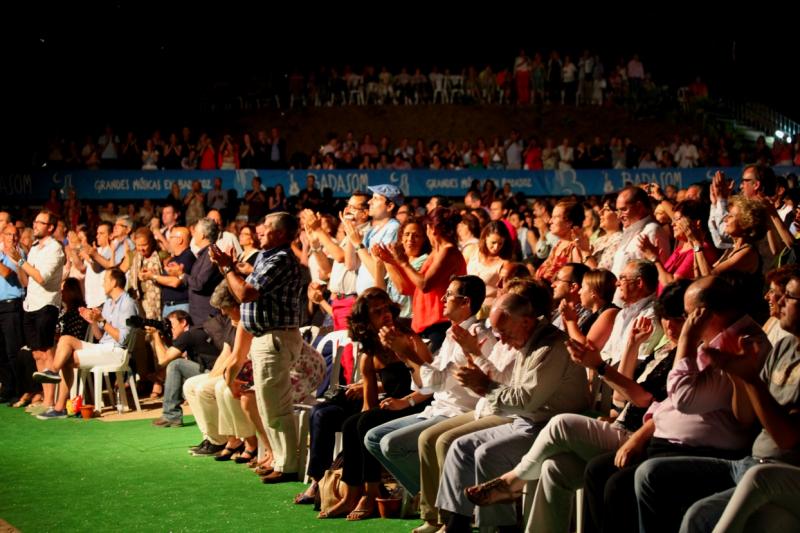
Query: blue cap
367 184 404 206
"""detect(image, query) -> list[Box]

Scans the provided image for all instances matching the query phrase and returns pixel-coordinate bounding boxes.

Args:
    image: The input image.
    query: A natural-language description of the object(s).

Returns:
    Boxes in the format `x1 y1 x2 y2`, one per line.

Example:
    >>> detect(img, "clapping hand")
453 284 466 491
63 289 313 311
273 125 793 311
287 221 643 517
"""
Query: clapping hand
628 316 654 347
78 306 103 324
637 234 660 262
454 360 491 396
559 299 578 323
208 245 235 271
565 338 603 370
450 323 485 363
164 261 185 277
704 334 767 383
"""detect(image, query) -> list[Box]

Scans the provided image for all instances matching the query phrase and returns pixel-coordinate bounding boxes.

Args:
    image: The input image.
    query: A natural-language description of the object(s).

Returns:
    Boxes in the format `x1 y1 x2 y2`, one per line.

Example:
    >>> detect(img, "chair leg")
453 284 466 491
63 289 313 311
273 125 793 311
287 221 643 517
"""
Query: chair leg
296 409 309 483
103 373 114 408
94 371 103 412
116 372 129 411
128 374 141 412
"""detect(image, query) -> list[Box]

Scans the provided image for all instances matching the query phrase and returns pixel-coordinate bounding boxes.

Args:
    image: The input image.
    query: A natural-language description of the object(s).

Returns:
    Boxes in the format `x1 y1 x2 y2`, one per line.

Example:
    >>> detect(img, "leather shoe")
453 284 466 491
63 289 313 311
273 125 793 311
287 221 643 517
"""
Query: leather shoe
261 471 298 484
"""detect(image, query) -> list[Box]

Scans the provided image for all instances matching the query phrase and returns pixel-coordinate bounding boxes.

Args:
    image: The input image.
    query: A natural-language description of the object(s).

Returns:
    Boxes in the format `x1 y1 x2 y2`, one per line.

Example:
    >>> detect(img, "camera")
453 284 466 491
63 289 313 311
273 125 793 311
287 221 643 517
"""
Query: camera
127 315 173 339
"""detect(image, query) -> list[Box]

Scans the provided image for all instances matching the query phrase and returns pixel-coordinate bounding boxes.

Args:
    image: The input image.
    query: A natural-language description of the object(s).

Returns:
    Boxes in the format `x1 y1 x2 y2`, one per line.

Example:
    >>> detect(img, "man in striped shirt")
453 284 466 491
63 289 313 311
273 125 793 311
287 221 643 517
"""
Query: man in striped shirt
211 212 304 483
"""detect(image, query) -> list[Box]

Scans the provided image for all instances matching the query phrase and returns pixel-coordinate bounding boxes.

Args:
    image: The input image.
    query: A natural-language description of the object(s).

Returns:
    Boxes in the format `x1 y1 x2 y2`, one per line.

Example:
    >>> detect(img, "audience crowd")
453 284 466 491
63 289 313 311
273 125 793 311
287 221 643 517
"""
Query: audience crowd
2 161 800 533
44 124 800 174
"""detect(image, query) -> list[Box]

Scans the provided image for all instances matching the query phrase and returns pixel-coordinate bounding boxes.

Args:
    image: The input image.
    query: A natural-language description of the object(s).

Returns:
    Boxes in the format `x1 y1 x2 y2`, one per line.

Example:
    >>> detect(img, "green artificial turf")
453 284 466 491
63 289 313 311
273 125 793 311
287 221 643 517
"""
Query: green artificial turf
0 407 421 532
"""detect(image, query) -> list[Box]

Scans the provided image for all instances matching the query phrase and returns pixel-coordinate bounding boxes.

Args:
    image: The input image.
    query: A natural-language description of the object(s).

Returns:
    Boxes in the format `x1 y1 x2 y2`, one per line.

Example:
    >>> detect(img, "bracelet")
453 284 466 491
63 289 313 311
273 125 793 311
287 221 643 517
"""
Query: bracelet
407 396 416 407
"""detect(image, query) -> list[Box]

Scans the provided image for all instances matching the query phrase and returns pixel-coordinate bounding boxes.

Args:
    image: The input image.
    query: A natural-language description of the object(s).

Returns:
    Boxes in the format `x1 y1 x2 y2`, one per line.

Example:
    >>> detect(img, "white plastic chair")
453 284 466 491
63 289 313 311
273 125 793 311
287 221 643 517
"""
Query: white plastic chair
447 75 465 103
296 330 358 483
348 75 365 105
76 329 142 415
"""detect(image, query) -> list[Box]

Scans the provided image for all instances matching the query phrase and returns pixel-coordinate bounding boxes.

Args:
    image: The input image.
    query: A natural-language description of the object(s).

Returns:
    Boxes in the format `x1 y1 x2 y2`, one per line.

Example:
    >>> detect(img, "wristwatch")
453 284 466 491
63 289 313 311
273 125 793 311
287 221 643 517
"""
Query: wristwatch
98 320 106 330
596 360 608 376
17 258 25 268
355 243 365 251
692 244 702 253
222 265 234 275
407 396 416 407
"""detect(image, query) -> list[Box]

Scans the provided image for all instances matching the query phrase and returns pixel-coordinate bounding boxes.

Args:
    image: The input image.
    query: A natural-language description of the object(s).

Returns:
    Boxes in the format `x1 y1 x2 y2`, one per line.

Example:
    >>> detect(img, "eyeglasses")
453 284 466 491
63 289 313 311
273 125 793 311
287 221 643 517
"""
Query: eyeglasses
33 220 49 226
442 291 467 301
552 277 573 284
618 276 641 283
783 293 800 302
347 204 368 211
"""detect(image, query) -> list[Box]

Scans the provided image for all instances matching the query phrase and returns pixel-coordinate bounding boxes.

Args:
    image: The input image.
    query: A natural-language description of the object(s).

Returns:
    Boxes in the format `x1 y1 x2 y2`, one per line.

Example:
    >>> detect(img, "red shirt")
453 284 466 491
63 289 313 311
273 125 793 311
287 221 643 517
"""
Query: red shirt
411 251 466 333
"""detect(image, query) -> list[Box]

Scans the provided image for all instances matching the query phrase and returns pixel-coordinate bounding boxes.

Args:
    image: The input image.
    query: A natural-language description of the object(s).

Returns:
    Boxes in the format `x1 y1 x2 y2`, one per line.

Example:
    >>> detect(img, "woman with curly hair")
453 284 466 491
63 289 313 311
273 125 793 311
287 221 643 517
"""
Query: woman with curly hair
319 288 431 520
695 195 767 277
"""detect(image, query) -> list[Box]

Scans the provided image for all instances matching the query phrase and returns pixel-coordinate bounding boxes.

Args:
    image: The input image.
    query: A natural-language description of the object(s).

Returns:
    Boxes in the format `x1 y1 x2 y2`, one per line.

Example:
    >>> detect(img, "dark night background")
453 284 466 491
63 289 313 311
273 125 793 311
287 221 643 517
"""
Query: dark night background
3 3 794 169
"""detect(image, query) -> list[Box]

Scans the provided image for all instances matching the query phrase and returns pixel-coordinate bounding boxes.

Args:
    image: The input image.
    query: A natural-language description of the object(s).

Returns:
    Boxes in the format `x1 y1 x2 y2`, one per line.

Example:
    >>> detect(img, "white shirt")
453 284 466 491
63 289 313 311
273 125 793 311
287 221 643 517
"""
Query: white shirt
418 317 497 419
600 294 662 364
473 340 521 419
610 216 670 277
328 229 366 296
84 246 111 308
23 237 65 312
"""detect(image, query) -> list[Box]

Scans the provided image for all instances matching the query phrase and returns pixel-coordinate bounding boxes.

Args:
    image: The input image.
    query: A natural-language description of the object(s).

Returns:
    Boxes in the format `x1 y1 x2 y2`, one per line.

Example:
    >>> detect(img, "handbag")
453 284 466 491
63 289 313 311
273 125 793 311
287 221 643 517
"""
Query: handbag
317 453 345 513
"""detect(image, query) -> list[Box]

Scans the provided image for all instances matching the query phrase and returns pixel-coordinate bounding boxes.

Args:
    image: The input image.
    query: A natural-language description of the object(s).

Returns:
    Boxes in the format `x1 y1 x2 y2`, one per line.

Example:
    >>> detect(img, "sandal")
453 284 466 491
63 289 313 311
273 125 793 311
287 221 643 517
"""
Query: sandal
254 465 274 476
13 395 31 408
294 493 316 505
234 448 258 464
464 477 523 507
346 506 376 521
214 442 244 462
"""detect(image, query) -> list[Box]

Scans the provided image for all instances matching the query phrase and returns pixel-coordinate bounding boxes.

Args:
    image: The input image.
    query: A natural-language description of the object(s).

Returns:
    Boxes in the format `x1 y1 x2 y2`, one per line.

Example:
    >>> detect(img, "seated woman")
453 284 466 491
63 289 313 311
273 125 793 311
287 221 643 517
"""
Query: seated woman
695 195 766 278
464 280 691 533
374 207 465 352
217 340 325 470
466 220 511 312
559 268 620 349
638 199 717 289
374 217 430 318
581 198 622 271
535 200 585 282
318 288 432 520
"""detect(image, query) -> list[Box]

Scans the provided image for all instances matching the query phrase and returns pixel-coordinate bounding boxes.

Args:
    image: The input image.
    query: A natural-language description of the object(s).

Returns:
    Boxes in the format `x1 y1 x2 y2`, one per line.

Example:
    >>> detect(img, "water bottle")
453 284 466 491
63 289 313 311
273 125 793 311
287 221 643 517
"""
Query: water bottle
115 387 123 414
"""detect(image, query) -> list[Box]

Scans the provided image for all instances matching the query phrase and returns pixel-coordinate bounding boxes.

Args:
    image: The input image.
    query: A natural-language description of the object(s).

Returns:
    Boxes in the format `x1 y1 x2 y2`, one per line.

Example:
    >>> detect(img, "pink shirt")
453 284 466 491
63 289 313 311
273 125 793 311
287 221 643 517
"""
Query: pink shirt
647 316 768 450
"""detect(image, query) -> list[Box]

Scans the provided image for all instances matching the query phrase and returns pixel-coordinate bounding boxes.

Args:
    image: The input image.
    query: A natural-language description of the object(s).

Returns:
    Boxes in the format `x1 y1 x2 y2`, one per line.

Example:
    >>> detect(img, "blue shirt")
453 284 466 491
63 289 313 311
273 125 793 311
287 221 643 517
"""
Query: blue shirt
356 218 400 294
0 249 26 301
100 291 139 347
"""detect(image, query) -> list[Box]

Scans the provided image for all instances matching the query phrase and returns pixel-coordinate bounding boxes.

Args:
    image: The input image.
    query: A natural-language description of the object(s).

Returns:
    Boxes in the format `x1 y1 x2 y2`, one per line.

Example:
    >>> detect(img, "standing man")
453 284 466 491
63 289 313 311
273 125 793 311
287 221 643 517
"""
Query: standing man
11 211 64 415
187 218 223 328
210 212 304 483
0 224 26 403
343 184 402 295
141 226 195 317
153 204 180 252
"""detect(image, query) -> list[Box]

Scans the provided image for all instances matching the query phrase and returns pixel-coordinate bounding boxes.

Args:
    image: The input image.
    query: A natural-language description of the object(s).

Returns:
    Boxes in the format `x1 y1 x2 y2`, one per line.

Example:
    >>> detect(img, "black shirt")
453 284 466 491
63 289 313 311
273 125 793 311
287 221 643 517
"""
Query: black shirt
172 327 219 371
161 248 196 304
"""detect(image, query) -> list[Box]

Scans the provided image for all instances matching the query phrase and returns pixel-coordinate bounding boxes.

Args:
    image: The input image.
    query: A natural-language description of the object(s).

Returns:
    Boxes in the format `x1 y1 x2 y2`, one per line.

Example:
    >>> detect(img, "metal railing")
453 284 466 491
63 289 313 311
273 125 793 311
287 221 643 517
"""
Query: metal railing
728 101 800 140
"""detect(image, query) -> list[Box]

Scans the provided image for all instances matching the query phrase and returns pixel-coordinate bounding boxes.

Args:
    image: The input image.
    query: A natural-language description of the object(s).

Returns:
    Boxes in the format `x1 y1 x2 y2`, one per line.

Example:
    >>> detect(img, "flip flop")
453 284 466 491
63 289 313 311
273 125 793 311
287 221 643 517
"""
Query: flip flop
346 507 376 521
294 493 316 505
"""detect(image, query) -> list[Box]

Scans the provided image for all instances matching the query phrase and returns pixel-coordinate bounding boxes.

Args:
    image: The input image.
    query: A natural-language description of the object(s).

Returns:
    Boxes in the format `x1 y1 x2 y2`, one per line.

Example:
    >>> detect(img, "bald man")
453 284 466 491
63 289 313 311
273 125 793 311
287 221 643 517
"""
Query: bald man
141 226 195 317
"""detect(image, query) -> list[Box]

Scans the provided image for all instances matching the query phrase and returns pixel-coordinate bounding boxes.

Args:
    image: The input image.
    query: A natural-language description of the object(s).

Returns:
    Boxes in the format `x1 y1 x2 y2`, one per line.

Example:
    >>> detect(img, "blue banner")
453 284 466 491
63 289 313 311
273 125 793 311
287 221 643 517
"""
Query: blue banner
2 167 798 202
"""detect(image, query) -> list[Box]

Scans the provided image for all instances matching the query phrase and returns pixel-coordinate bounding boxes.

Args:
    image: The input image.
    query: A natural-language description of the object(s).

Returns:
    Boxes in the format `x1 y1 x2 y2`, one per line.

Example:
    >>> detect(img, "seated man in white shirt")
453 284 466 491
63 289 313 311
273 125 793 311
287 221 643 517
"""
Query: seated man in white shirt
32 268 140 419
363 275 498 532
